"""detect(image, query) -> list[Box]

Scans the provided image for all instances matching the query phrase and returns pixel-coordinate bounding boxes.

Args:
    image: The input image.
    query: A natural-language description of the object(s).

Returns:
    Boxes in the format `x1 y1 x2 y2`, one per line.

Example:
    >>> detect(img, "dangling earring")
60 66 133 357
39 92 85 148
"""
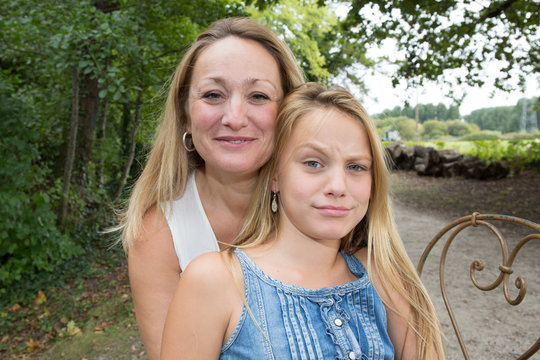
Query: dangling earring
271 192 278 213
182 132 195 152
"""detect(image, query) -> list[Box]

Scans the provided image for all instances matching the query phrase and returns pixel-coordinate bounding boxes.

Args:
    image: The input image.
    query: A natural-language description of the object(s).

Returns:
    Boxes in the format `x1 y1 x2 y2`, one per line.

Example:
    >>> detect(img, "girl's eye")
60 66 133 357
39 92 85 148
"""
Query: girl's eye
347 164 365 172
305 160 322 168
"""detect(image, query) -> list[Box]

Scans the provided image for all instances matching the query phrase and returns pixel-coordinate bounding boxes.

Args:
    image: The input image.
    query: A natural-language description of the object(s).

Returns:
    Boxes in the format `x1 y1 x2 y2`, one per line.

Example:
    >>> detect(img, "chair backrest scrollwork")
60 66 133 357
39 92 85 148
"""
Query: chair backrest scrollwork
417 212 540 360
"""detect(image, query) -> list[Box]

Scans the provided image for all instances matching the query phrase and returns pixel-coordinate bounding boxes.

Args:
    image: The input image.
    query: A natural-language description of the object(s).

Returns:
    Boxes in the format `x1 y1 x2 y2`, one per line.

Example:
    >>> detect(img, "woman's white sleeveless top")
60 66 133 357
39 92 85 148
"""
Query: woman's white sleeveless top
162 172 219 272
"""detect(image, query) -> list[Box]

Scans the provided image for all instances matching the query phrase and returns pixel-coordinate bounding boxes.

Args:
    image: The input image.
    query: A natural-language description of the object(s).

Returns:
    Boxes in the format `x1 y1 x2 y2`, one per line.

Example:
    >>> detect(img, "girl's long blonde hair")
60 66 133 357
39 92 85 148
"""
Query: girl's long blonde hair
230 82 445 359
118 17 305 250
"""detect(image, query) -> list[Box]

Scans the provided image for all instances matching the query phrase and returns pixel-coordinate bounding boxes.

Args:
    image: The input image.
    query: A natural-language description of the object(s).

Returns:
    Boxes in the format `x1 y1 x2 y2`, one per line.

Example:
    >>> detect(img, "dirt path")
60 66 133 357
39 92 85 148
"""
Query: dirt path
393 200 540 359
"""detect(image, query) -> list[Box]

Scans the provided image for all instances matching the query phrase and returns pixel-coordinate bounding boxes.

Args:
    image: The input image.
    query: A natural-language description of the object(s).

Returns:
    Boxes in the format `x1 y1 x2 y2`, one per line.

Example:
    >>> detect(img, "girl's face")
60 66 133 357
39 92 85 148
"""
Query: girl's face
272 108 373 243
188 36 283 178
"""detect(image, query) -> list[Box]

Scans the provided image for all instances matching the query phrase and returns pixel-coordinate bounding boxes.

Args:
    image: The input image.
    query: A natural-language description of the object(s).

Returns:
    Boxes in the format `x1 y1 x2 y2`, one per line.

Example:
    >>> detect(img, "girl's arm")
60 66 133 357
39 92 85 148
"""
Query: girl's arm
128 205 181 360
161 252 236 360
355 249 417 359
380 280 417 359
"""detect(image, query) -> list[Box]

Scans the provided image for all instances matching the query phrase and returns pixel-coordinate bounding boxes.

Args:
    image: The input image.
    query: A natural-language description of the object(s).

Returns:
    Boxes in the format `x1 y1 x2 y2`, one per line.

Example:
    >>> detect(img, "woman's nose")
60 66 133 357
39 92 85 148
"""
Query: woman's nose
221 94 248 130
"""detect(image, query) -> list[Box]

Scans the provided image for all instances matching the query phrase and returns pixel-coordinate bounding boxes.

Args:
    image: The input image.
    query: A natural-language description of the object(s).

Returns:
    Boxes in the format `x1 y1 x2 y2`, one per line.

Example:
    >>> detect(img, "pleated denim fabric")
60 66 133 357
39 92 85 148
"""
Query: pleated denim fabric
220 249 394 360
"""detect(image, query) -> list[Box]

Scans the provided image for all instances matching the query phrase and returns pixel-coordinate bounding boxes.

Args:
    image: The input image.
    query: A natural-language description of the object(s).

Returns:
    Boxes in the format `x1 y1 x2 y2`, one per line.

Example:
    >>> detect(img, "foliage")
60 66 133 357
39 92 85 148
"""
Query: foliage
249 0 375 86
249 0 334 82
374 102 460 123
422 120 448 139
464 139 540 170
465 98 539 133
447 119 472 137
0 0 246 285
341 0 539 92
504 131 540 140
395 117 419 140
0 248 132 357
460 130 502 141
0 80 82 288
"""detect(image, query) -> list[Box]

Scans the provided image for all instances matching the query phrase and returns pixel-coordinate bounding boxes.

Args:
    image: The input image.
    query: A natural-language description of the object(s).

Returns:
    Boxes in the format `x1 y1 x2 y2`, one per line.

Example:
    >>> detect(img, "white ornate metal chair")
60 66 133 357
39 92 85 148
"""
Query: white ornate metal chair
417 213 540 359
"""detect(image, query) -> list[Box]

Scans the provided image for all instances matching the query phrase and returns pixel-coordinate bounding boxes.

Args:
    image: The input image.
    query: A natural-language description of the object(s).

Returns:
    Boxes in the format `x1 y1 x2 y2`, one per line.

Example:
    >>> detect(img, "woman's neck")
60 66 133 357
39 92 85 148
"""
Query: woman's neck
195 167 259 246
196 167 258 212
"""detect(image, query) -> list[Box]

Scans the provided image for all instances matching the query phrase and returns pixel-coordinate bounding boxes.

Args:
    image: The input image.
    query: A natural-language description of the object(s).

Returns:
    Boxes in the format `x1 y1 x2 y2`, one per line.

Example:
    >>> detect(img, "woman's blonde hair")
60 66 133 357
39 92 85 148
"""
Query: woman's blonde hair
119 17 305 250
231 82 444 359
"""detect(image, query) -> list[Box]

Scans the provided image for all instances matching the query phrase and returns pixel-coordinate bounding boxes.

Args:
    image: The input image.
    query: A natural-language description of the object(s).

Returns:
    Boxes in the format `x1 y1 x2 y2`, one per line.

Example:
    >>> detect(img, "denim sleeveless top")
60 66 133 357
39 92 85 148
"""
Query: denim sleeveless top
220 249 394 360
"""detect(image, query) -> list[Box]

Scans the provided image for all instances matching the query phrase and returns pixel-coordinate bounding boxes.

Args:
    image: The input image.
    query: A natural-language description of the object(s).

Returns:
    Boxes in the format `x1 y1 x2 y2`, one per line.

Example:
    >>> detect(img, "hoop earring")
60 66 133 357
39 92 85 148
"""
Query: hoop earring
182 132 195 152
271 192 278 213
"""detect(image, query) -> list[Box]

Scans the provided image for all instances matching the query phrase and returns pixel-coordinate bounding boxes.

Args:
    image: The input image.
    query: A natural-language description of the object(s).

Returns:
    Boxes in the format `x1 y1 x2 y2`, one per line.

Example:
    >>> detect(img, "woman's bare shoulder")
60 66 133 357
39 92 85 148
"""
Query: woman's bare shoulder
140 204 169 239
128 204 179 273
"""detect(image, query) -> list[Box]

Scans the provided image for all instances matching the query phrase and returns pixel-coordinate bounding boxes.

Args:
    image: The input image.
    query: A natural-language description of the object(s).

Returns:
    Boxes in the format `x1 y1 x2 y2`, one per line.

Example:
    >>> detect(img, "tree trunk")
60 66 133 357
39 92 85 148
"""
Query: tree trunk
58 67 80 227
96 97 109 188
75 75 99 185
113 90 142 202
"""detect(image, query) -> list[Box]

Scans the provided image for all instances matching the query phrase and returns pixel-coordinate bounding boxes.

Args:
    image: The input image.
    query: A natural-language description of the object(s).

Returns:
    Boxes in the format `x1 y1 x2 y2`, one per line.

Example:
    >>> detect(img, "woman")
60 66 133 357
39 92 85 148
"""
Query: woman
161 83 444 359
119 17 305 359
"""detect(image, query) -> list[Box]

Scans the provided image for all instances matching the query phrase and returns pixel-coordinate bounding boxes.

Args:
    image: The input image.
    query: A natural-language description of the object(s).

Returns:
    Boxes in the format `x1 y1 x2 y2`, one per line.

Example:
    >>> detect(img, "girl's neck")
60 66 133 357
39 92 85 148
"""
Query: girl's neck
246 232 356 289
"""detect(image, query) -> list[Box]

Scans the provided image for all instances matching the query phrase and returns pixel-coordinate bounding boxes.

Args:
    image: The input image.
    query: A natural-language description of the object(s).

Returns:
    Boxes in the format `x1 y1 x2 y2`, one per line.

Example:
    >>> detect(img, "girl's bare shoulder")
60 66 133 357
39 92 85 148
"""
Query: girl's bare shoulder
181 251 239 293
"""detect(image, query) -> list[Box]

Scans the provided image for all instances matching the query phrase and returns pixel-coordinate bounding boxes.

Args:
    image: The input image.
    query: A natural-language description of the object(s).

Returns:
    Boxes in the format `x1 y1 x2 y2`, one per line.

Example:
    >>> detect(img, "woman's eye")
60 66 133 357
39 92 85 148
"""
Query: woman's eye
250 93 270 103
305 160 321 168
202 92 223 101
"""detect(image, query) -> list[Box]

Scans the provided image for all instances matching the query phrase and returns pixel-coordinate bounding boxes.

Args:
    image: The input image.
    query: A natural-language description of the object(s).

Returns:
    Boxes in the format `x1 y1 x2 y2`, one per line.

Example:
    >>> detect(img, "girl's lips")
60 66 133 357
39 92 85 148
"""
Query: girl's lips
315 206 350 217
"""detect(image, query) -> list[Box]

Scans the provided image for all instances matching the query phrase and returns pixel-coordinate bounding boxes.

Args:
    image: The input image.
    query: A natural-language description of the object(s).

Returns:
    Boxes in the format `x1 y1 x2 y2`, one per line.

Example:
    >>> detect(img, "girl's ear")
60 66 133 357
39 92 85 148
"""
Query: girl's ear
271 177 279 193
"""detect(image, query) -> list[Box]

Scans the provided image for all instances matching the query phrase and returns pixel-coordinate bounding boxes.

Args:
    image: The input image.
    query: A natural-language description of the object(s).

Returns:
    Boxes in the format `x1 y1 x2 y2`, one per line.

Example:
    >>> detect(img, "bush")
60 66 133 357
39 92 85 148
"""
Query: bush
396 118 421 140
0 82 82 289
423 120 448 139
447 119 472 137
460 130 502 141
504 131 540 140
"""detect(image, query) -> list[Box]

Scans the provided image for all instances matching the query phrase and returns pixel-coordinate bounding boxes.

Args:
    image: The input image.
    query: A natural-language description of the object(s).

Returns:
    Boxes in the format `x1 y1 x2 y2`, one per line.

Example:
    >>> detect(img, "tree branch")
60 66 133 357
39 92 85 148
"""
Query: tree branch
0 38 48 57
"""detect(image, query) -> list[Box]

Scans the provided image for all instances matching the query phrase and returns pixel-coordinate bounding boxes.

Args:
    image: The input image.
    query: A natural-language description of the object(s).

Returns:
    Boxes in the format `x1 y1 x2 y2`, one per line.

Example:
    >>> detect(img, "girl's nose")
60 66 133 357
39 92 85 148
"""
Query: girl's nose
324 168 347 197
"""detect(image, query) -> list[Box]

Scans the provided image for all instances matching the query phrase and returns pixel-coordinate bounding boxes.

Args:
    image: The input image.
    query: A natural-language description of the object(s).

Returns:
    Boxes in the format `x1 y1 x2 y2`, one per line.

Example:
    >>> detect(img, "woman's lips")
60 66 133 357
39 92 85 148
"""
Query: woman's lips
215 136 255 146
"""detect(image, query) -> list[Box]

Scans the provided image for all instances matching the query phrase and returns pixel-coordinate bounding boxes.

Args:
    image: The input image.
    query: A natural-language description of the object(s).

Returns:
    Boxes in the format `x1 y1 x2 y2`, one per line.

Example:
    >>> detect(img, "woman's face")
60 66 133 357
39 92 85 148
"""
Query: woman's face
188 36 283 178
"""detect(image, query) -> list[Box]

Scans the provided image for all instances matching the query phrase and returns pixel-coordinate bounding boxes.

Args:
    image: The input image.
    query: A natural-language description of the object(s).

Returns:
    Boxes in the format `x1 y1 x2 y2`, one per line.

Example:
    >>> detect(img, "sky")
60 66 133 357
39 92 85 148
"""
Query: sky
357 71 539 117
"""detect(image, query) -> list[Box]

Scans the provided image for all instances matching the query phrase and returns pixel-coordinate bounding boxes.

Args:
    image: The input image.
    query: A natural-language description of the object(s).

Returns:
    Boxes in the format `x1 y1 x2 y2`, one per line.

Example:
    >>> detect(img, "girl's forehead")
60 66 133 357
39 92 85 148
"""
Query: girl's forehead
291 108 362 137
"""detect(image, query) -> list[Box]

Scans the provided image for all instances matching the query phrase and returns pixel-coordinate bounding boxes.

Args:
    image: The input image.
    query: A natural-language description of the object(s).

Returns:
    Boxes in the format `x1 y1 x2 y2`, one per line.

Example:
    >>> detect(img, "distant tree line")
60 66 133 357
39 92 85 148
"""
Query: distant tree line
374 103 461 123
465 98 539 133
373 98 539 141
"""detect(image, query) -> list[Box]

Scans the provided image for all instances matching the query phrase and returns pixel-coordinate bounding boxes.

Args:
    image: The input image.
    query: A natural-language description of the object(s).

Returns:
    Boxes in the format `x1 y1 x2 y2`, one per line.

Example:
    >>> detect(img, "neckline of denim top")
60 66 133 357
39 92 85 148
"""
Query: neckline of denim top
234 248 371 297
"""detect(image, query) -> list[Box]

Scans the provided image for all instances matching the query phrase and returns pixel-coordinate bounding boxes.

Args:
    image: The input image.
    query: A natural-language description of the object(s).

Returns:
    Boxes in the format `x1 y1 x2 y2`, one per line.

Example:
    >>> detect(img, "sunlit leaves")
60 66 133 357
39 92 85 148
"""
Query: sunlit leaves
342 0 539 91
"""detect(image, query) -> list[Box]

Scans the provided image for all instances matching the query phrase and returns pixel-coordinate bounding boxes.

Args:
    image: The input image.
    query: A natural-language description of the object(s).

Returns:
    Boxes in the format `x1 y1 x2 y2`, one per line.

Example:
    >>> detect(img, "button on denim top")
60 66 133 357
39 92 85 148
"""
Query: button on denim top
220 249 394 360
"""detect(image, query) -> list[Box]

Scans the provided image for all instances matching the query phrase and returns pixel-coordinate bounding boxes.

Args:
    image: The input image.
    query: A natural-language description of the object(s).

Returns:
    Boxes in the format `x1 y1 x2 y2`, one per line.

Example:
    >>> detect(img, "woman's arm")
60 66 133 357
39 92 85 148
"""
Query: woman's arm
128 205 181 360
161 252 234 359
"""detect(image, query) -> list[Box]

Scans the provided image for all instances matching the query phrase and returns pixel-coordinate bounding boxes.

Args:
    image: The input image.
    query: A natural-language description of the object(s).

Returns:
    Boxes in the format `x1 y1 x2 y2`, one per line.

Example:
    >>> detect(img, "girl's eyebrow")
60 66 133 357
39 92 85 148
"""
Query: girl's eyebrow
294 141 373 162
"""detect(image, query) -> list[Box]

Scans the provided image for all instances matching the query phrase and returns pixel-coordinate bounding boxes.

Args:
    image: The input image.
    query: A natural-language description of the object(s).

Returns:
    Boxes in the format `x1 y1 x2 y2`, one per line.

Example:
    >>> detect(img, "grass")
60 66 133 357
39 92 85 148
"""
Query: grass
0 246 148 360
39 295 146 360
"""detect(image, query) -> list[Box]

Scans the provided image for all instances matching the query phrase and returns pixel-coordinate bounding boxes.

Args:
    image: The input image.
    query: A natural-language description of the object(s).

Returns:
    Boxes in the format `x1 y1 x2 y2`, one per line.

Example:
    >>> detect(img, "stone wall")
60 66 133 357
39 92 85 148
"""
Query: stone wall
385 141 510 180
